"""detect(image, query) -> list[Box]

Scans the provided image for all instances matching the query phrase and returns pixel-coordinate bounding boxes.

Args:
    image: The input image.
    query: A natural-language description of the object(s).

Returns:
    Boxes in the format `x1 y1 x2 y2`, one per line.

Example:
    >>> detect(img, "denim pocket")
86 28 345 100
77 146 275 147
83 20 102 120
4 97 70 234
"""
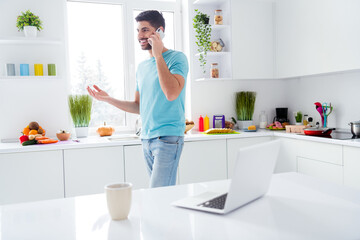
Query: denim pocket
157 136 181 144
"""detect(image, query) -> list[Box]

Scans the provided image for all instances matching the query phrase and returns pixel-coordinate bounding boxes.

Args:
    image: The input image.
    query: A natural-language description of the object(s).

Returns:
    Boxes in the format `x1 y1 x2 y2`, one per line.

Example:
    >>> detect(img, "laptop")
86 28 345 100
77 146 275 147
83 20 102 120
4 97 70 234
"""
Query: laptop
172 140 281 214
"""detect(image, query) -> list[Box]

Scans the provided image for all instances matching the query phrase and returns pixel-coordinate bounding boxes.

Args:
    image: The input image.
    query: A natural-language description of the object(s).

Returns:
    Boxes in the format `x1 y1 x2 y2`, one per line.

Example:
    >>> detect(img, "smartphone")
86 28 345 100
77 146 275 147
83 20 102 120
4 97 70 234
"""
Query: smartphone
149 28 165 46
156 28 165 39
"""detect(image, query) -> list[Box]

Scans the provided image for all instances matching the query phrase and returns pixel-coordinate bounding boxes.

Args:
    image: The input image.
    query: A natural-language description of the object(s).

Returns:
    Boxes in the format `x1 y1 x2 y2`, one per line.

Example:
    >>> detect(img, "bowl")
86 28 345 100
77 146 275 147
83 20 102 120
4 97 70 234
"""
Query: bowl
56 132 71 141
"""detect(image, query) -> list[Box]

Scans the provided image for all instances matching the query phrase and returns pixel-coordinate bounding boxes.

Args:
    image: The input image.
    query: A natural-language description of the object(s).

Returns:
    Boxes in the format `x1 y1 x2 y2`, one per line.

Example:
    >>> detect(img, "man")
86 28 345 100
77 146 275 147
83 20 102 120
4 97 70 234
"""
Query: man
87 10 188 188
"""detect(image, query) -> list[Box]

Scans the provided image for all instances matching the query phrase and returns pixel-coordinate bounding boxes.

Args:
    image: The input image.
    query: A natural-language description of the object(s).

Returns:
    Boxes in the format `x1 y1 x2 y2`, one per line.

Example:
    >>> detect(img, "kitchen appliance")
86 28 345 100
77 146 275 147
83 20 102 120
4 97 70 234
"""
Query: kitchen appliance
273 108 289 124
349 121 360 137
213 115 225 128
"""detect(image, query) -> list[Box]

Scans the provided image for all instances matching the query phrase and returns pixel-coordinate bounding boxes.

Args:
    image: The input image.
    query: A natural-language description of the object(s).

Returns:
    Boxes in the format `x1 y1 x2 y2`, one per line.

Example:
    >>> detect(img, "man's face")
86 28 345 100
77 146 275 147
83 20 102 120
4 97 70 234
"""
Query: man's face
137 21 156 50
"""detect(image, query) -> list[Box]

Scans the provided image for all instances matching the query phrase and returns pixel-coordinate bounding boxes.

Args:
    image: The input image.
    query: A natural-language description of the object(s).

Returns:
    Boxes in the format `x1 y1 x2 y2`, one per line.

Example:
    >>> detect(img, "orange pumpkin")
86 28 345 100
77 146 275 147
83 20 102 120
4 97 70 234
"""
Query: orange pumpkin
96 122 115 137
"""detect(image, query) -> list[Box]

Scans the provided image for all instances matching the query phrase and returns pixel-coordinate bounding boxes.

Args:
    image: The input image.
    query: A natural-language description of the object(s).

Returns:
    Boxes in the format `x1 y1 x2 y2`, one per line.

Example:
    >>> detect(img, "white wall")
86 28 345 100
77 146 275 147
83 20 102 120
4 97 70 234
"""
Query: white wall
284 70 360 129
191 79 287 128
0 0 71 141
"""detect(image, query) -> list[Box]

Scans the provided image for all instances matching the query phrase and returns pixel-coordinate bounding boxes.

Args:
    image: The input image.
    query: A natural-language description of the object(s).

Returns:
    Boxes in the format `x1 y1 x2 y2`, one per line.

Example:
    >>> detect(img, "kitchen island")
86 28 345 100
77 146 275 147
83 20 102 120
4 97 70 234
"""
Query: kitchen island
0 172 359 240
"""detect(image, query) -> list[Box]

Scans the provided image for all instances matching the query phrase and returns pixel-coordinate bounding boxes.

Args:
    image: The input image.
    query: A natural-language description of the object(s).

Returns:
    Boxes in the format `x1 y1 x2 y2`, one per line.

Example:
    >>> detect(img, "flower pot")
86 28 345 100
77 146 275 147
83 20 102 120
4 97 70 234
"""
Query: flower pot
295 122 303 126
24 26 37 37
237 120 253 130
75 127 89 138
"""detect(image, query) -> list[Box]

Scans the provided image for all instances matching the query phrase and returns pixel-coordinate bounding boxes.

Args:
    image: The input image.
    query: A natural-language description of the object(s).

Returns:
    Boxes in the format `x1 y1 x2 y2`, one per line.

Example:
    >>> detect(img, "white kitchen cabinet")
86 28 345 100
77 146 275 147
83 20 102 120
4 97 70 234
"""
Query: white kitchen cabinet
343 146 360 190
231 0 275 79
178 140 227 184
295 140 343 185
273 137 298 173
227 137 273 178
123 145 150 190
64 146 124 197
276 0 360 78
0 150 64 205
297 157 343 185
296 140 343 165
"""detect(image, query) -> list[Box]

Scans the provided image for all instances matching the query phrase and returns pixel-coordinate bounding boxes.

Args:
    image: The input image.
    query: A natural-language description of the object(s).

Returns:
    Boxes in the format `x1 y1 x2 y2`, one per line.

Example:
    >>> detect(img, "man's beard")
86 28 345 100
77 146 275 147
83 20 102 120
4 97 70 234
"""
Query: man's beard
142 42 152 50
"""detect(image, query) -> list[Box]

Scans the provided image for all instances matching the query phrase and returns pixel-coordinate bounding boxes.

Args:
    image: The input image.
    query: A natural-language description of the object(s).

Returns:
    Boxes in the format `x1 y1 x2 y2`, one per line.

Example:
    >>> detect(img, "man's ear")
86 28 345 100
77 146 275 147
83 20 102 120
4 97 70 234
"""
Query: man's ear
159 26 165 32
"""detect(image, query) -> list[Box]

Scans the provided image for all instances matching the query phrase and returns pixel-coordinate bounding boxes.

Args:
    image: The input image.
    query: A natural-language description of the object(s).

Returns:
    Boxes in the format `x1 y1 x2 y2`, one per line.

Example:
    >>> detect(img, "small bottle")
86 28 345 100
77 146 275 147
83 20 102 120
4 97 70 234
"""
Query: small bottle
210 63 219 78
259 111 268 129
214 10 223 25
199 115 204 132
204 115 210 131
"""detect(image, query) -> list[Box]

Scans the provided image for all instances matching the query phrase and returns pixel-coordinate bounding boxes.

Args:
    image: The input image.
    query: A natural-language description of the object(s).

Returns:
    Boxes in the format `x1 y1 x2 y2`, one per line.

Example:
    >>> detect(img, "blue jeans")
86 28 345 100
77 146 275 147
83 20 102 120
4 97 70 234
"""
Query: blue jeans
141 136 184 188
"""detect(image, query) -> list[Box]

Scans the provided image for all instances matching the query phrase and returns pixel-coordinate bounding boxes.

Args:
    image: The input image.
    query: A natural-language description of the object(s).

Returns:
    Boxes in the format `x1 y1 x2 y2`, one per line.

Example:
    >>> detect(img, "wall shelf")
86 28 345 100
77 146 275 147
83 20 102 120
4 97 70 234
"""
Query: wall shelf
0 76 60 81
211 25 230 30
0 37 62 45
195 77 232 82
193 0 228 5
195 51 230 57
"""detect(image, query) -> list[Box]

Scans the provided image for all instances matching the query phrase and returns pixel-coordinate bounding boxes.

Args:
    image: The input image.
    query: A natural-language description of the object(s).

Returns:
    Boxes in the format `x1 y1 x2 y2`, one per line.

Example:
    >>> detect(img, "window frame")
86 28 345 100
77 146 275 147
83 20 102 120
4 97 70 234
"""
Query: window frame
67 0 182 134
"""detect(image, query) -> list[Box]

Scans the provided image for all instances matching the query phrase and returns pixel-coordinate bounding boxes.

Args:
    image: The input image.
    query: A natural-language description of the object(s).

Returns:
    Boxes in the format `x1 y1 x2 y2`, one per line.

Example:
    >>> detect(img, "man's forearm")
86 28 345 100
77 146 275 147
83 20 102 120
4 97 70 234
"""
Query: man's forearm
105 97 140 114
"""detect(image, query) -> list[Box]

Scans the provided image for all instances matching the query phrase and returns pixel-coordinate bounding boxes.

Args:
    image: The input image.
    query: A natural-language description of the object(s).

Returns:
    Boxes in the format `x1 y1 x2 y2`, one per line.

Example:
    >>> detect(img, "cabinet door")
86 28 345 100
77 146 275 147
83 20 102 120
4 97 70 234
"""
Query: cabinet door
179 140 227 184
0 150 64 204
343 146 360 190
297 157 343 185
231 0 274 79
276 0 360 78
124 145 150 190
227 137 273 178
273 137 298 173
296 140 343 165
64 146 124 197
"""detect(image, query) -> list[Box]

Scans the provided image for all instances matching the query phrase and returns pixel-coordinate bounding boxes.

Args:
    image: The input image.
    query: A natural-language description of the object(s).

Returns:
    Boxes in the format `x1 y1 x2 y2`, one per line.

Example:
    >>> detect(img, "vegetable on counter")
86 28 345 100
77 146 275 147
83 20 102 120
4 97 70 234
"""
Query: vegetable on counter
22 139 37 146
37 139 58 144
19 135 29 144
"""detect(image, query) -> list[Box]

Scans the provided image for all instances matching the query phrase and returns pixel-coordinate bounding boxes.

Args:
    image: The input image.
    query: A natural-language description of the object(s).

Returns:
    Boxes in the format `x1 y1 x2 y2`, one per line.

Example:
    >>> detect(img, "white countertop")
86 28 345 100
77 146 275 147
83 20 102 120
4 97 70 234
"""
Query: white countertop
1 129 360 154
1 172 359 240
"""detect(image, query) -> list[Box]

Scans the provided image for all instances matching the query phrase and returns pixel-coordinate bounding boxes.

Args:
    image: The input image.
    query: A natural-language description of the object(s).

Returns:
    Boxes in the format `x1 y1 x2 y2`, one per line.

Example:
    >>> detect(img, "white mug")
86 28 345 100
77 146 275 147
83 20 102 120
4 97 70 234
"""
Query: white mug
105 183 132 220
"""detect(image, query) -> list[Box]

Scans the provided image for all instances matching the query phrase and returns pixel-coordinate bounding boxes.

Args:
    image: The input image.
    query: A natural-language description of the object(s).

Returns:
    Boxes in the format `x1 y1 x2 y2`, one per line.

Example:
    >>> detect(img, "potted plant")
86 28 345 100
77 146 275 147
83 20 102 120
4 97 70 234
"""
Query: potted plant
193 9 212 74
68 95 93 138
235 91 257 129
294 111 303 125
16 10 43 37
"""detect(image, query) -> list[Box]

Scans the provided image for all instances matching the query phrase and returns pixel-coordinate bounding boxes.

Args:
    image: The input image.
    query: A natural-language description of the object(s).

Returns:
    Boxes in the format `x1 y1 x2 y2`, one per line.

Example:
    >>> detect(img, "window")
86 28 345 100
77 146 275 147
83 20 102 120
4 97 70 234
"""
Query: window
67 0 181 131
67 1 125 128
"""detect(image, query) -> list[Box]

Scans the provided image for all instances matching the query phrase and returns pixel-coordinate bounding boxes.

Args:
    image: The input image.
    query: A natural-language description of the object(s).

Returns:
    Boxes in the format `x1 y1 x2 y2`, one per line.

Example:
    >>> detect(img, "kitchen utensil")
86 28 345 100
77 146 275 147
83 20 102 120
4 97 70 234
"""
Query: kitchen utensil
303 126 336 136
322 103 333 127
349 121 360 137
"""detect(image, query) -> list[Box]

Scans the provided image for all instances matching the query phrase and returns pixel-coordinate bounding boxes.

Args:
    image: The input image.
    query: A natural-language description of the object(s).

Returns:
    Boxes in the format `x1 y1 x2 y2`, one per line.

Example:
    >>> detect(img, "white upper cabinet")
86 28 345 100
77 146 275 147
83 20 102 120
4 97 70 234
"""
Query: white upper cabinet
275 0 360 78
231 0 275 79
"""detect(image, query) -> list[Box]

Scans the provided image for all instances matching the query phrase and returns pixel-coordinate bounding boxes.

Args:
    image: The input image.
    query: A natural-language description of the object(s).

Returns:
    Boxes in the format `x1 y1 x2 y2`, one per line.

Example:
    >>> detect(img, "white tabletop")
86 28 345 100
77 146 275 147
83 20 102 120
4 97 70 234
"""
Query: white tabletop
1 172 360 240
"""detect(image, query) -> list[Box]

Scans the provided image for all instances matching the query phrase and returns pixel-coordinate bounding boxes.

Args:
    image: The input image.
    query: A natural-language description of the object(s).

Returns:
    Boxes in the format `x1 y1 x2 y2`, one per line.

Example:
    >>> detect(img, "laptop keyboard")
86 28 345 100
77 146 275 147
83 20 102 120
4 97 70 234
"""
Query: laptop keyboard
198 193 228 209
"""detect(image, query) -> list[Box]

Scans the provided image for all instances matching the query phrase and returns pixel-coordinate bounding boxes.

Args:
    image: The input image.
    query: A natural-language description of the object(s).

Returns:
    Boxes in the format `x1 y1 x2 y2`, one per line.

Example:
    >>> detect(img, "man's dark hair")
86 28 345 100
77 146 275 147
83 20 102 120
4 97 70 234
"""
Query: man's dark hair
135 10 165 31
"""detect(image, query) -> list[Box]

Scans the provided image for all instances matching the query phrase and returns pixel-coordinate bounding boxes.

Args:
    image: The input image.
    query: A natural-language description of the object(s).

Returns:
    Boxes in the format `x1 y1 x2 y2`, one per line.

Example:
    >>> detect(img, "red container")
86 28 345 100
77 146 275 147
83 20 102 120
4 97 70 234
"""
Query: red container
199 115 204 132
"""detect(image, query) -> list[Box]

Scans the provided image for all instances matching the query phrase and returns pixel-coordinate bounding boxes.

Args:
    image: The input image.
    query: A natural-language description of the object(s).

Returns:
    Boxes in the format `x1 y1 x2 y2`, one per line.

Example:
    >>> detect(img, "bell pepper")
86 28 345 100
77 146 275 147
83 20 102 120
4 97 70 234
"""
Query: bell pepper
19 135 29 144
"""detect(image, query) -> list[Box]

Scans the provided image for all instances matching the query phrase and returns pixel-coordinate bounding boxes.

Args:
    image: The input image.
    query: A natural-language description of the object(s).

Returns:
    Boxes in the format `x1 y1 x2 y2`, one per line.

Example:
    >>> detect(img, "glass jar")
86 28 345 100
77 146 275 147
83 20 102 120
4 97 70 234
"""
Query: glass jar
210 63 219 78
214 10 223 25
259 110 268 129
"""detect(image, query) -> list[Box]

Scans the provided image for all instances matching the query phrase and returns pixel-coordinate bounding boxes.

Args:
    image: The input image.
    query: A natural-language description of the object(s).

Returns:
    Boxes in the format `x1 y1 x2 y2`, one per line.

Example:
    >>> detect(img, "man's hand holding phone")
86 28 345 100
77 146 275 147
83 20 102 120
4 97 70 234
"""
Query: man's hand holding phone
149 28 165 58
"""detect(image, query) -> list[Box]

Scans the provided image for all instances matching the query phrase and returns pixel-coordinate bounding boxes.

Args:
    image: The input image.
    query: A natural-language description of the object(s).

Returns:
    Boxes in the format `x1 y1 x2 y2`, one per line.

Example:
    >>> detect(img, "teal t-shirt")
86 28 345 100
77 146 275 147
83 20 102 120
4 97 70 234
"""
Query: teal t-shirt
136 50 189 139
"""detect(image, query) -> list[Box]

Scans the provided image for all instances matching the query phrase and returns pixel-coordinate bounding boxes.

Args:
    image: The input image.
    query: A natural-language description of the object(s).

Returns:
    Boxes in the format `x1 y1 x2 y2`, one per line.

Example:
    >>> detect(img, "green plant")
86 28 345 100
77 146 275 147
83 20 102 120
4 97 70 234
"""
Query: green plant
16 10 43 31
295 111 303 122
193 9 212 74
235 91 257 121
68 95 93 127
